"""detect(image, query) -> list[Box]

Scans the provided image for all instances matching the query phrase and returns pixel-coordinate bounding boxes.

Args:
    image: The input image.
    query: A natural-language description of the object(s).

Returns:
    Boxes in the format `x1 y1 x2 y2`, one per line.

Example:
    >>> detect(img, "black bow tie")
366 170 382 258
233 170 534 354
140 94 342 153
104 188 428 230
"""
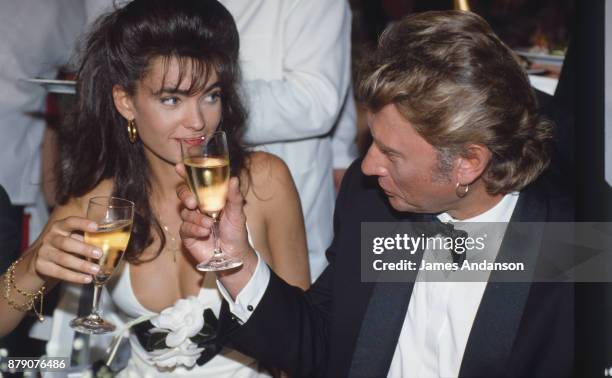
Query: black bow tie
424 216 469 265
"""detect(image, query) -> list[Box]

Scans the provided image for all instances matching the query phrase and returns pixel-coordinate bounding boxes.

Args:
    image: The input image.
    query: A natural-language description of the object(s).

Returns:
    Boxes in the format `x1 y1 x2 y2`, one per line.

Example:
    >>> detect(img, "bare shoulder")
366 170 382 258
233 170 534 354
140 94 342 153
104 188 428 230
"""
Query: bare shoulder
247 151 292 179
52 179 115 219
242 152 295 201
85 179 114 197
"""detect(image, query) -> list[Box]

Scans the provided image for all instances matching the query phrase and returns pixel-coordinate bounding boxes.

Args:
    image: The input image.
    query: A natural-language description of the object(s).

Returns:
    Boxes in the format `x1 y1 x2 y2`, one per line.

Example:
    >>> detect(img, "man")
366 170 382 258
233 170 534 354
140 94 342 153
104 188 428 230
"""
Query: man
178 11 573 377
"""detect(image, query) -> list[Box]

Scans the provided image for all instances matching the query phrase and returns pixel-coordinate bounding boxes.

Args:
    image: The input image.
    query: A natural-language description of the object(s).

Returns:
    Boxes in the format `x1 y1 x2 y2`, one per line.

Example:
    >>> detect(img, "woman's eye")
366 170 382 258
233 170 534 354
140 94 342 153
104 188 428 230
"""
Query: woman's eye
203 91 221 104
161 97 179 106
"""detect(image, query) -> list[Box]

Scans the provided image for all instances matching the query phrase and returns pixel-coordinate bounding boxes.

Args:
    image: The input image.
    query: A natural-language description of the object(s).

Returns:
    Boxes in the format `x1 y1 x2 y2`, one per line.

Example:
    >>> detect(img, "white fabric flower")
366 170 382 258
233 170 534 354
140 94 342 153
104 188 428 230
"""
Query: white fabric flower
147 295 207 369
149 339 204 369
151 295 206 347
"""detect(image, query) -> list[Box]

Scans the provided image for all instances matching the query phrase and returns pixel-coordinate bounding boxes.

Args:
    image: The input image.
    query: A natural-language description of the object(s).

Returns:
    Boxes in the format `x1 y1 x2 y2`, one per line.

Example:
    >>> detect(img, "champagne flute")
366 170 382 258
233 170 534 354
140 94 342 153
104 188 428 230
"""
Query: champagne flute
70 196 134 334
179 131 243 271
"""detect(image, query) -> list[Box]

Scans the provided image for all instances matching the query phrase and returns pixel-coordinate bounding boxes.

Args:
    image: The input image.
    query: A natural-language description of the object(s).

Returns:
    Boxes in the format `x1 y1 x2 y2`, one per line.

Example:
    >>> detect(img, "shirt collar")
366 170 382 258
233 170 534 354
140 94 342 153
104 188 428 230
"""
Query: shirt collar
437 192 520 224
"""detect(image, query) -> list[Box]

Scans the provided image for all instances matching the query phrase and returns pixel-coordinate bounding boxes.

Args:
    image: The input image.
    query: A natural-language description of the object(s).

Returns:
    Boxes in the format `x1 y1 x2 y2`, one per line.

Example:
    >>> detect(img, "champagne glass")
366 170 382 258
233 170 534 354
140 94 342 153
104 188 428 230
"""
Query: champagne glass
179 131 243 271
70 196 134 334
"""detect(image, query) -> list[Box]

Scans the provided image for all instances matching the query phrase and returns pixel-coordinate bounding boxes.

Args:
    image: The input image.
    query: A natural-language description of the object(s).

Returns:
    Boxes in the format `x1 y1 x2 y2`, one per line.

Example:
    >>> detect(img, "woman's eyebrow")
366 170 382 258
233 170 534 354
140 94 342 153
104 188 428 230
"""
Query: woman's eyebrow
152 81 221 96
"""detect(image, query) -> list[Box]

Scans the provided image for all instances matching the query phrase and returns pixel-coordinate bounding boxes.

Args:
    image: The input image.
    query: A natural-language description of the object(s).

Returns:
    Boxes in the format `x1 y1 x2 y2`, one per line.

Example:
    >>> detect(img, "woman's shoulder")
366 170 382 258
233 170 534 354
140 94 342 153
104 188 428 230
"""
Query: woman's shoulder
240 151 296 203
244 151 293 187
246 151 290 174
54 179 115 216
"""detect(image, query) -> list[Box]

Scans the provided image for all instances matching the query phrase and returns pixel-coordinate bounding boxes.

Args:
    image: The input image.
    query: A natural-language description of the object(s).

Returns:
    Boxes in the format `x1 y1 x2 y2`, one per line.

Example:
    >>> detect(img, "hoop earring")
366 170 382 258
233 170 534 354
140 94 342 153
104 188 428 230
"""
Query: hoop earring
127 119 138 143
455 182 469 198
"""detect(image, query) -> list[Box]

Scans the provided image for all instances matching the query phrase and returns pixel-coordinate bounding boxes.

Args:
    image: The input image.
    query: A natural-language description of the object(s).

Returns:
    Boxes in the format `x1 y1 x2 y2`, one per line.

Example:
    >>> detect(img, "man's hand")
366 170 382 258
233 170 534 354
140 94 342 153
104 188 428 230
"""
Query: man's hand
176 164 258 298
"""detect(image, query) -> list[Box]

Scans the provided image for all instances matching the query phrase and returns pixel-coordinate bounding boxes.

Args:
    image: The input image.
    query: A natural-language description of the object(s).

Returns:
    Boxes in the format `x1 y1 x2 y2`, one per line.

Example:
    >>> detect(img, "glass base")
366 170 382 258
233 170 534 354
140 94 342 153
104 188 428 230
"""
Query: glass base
70 314 116 334
196 256 243 272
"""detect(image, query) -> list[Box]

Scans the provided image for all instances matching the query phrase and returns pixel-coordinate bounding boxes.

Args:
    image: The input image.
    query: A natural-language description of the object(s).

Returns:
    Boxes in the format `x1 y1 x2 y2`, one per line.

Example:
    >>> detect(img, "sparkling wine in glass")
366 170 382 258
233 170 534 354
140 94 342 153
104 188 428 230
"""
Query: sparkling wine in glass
70 196 134 334
180 131 243 271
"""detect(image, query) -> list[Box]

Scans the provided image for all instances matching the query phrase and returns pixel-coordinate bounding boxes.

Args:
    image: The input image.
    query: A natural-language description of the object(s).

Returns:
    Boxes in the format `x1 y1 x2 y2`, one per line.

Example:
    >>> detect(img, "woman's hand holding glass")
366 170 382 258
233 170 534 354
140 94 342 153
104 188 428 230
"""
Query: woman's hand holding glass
32 216 103 285
69 196 134 334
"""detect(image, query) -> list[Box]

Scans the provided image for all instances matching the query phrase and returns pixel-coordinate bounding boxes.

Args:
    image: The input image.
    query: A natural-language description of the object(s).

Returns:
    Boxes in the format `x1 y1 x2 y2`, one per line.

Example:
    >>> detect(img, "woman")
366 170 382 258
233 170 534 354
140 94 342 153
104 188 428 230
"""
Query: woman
0 0 309 376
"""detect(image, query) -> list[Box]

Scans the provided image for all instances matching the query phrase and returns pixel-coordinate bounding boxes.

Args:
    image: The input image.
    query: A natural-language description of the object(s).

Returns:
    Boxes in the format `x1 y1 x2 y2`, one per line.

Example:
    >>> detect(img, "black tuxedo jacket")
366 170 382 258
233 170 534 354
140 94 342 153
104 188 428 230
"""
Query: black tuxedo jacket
219 161 574 377
0 184 19 273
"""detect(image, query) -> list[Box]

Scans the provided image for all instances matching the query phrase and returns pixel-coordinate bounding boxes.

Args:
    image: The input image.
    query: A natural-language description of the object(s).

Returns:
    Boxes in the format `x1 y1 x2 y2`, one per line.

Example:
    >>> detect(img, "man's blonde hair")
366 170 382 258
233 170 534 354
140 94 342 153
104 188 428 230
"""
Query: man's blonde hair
357 11 553 194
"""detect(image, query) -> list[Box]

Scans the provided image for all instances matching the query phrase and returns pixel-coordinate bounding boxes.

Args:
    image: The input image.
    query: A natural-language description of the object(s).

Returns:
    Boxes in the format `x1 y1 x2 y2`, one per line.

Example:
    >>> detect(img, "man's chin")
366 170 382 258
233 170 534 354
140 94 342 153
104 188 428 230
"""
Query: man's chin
386 196 416 213
386 196 432 214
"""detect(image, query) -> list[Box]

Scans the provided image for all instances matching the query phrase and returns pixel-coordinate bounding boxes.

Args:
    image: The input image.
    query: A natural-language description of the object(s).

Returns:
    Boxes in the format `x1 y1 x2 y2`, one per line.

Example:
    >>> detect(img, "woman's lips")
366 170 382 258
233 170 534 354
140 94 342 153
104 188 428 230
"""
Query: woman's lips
181 137 204 146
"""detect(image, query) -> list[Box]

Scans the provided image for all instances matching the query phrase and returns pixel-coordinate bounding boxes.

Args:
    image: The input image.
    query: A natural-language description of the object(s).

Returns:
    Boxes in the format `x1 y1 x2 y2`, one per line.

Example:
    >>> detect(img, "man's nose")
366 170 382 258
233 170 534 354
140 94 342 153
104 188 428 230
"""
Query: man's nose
361 145 383 177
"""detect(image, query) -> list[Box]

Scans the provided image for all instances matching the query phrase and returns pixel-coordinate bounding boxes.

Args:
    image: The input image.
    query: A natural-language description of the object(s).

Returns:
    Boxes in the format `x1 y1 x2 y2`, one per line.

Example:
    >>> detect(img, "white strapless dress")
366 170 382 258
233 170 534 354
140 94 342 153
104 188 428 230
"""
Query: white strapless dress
42 226 270 377
105 259 270 378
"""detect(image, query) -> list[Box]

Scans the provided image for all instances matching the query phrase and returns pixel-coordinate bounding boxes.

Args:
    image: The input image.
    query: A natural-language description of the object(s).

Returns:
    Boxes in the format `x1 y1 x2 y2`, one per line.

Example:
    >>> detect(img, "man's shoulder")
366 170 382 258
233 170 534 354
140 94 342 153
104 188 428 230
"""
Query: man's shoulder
516 169 575 222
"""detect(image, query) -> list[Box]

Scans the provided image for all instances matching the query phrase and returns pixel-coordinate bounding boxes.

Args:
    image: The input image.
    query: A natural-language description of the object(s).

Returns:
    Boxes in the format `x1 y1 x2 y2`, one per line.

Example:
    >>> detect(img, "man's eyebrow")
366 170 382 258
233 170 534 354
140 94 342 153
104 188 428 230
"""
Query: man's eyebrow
374 139 403 155
368 119 404 156
152 81 221 96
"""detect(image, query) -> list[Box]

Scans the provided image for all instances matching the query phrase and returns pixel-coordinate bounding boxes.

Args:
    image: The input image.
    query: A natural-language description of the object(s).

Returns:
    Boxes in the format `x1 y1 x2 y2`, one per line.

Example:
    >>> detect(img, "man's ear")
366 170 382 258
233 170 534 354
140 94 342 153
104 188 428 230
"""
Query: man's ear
454 144 492 185
112 84 135 121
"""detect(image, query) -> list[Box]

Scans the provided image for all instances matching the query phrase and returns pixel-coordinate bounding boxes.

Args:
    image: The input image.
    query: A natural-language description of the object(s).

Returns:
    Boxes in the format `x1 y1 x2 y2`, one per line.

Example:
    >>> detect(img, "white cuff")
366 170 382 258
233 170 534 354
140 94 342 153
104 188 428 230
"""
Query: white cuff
216 250 270 324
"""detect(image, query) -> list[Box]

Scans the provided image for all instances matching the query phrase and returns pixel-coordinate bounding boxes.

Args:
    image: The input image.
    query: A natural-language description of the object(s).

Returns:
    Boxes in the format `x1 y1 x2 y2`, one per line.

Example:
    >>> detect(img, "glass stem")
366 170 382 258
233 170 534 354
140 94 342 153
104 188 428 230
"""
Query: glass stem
212 216 222 257
90 283 103 318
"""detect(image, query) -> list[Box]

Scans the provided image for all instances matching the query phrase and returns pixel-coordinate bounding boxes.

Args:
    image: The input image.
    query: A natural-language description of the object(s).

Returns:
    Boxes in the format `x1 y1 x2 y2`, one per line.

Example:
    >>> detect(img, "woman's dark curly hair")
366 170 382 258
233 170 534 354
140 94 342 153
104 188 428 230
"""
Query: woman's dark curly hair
57 0 248 263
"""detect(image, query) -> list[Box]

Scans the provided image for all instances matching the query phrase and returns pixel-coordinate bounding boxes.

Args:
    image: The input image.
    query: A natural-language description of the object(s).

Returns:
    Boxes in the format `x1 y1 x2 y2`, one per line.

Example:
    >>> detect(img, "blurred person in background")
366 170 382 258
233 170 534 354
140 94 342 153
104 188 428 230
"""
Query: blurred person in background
0 185 20 273
217 0 354 281
0 0 85 361
0 1 85 255
0 184 21 358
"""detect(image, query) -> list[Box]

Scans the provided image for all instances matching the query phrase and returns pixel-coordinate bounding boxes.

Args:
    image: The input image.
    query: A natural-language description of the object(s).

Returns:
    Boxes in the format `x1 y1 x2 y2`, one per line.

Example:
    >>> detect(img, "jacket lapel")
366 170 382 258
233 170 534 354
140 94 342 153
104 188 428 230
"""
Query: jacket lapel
349 185 549 377
348 218 426 377
459 186 547 377
347 281 416 377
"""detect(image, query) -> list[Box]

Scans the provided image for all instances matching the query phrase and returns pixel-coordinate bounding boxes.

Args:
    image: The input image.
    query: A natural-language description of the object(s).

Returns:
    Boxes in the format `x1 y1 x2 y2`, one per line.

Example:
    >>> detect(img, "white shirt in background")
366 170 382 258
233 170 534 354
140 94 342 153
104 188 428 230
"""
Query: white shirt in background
219 0 354 281
0 1 86 242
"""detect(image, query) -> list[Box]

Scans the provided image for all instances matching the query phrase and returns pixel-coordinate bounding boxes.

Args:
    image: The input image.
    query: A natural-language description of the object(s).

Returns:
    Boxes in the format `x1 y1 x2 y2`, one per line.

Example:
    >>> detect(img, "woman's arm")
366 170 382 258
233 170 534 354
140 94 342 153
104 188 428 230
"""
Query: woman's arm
0 195 105 336
246 152 310 290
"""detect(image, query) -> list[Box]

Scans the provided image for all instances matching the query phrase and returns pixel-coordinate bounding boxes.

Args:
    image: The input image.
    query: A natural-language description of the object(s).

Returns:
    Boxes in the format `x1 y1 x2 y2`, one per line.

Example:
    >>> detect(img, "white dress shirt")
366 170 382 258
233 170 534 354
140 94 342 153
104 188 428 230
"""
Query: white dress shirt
216 250 271 324
387 192 519 378
220 192 520 376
